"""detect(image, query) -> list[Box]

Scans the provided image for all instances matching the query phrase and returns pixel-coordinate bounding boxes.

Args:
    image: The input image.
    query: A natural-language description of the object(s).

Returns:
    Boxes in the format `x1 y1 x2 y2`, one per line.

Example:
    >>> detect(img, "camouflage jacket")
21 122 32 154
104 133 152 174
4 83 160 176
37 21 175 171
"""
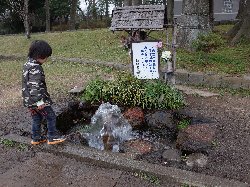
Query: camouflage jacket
22 58 53 108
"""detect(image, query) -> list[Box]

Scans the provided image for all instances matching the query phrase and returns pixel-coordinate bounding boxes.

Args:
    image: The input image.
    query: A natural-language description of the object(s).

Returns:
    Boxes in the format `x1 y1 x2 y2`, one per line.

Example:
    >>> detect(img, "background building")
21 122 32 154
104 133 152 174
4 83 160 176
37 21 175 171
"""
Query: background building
174 0 240 21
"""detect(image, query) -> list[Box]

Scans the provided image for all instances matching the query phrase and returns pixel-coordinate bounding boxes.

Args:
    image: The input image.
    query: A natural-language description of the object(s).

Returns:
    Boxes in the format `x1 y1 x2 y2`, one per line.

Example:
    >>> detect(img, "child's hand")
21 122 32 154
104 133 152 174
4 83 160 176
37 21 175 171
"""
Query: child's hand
37 104 45 110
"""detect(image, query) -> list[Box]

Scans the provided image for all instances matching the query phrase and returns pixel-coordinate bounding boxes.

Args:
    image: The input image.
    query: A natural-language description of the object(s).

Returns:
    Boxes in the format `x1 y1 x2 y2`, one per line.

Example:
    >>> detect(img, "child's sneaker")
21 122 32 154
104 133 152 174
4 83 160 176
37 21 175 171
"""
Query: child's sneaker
47 136 66 145
31 136 47 145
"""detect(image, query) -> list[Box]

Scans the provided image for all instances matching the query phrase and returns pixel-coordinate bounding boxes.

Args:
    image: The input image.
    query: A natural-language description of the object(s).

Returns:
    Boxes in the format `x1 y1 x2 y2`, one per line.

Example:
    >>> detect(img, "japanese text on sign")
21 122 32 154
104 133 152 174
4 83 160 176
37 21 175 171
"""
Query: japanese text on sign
131 42 159 79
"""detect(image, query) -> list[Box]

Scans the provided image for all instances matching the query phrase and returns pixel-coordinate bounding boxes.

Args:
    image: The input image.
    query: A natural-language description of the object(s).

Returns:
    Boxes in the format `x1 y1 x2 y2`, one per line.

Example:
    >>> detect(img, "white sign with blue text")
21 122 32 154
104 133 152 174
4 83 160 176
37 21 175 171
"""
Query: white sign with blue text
132 41 159 79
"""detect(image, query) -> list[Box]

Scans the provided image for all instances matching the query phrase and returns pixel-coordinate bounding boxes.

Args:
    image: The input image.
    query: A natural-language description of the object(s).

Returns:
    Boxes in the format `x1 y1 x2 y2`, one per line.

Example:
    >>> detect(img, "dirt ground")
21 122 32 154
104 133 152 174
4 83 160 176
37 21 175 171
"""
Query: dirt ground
0 86 250 185
182 94 250 183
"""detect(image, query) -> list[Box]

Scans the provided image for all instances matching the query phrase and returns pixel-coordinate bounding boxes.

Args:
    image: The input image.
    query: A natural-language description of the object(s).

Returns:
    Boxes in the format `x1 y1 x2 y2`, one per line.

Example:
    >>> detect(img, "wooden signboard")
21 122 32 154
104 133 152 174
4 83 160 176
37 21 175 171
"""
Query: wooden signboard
110 5 166 31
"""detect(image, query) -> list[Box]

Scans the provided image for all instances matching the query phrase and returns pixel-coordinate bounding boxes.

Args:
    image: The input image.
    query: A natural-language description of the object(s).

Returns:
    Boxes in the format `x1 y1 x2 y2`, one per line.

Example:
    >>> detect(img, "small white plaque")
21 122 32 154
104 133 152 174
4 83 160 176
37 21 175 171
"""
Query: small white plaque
131 41 159 79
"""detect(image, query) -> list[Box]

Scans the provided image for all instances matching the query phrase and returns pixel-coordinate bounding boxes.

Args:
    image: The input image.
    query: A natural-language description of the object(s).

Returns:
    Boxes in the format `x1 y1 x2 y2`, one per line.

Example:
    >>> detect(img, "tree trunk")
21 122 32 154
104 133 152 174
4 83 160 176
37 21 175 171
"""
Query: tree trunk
45 0 50 32
177 0 212 49
209 0 214 26
92 0 97 19
237 0 247 19
124 0 132 6
167 0 174 25
132 0 141 6
70 0 78 30
227 0 250 44
105 0 109 18
24 0 30 39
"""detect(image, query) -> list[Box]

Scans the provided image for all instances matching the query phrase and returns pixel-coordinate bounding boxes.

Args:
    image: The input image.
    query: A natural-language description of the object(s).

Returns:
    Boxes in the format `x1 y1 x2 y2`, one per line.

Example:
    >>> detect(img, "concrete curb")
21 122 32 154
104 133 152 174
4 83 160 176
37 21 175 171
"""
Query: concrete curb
1 54 249 90
2 133 248 187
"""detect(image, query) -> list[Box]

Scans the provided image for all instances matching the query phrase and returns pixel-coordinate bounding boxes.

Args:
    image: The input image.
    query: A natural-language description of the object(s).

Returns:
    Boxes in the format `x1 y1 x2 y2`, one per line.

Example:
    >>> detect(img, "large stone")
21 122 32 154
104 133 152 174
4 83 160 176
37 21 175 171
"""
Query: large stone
176 124 216 153
120 139 153 157
145 110 175 129
186 153 208 168
162 148 182 162
123 107 144 129
145 110 177 140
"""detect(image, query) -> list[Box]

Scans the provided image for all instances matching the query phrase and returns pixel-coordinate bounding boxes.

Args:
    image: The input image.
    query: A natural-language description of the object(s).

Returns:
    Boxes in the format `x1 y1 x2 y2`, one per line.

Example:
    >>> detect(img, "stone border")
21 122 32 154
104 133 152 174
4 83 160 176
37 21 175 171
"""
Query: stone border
1 133 248 187
175 69 250 89
1 54 250 89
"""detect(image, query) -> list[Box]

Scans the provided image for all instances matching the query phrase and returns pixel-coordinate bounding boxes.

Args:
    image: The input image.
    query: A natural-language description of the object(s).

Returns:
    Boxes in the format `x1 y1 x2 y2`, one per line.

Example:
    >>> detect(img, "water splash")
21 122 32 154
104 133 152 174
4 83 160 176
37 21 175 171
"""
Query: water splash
83 102 133 152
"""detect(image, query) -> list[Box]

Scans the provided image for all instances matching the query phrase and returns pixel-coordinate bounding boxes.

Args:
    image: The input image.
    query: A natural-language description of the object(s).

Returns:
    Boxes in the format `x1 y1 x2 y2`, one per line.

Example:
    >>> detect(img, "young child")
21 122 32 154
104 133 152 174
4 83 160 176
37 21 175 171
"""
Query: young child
22 40 66 145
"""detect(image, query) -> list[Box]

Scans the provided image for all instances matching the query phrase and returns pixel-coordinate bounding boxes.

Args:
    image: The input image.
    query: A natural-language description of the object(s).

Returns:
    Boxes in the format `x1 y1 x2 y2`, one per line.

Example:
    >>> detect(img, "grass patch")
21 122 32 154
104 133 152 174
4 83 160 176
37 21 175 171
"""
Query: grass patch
0 59 120 103
0 60 22 87
0 25 249 75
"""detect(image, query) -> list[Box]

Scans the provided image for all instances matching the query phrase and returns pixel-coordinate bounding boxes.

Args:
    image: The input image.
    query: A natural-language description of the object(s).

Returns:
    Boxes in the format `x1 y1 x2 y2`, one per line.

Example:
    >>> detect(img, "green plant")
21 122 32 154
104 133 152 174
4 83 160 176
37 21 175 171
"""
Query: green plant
143 80 185 109
0 138 15 147
181 153 188 162
18 143 28 151
192 32 225 52
0 138 29 151
133 171 160 185
177 119 190 130
81 79 107 104
81 74 185 110
211 140 219 147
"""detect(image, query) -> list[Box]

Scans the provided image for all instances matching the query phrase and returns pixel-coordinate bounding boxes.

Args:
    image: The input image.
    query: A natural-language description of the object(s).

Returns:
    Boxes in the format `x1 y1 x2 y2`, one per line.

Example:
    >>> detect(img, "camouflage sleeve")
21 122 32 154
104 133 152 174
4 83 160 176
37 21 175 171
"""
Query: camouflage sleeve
28 65 45 103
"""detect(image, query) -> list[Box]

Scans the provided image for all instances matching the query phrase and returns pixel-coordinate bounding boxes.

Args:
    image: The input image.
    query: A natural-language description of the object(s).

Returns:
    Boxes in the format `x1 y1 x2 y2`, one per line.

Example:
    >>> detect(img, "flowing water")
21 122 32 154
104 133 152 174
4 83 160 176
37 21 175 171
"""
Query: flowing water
81 102 133 152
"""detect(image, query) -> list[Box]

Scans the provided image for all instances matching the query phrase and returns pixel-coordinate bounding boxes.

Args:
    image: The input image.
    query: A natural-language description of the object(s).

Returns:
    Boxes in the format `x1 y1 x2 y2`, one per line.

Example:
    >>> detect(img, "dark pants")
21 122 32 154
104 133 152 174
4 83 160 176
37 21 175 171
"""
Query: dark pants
31 106 57 141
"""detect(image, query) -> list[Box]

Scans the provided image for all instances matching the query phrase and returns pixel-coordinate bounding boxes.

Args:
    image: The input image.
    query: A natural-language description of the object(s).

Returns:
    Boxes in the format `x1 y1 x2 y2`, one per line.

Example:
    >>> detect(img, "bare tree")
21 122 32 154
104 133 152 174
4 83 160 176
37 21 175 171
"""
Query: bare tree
23 0 30 39
45 0 50 32
227 0 250 44
177 0 213 49
70 0 78 30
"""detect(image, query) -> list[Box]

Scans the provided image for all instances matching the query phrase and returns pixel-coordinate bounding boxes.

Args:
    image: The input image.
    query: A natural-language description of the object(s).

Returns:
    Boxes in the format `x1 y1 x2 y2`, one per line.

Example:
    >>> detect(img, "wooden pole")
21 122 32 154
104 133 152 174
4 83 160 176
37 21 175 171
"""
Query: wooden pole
170 17 177 85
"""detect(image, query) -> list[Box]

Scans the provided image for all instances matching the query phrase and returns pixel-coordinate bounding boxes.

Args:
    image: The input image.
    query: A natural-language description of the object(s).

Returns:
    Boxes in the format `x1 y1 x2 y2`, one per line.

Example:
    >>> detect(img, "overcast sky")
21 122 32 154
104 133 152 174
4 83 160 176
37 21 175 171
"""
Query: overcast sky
80 0 87 11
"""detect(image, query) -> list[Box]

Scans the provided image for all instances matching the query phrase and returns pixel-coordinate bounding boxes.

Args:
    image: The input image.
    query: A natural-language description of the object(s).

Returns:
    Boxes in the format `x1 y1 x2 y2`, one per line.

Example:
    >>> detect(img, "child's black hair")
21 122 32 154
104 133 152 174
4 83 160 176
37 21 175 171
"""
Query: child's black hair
28 40 52 59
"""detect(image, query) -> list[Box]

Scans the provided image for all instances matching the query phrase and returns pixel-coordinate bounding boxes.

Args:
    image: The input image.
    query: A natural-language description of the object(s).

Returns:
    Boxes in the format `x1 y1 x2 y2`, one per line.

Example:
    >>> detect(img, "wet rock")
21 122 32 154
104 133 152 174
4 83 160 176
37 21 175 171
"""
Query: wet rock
162 148 182 162
186 153 208 168
145 110 177 139
121 139 153 156
145 110 175 129
176 124 216 153
123 107 144 129
56 101 96 133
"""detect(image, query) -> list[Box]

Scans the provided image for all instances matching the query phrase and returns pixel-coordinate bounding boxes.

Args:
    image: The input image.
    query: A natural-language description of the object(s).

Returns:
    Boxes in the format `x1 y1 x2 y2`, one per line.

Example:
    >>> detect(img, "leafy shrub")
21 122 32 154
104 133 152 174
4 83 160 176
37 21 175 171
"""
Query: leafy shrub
81 79 107 103
192 32 225 52
177 119 191 130
81 74 185 110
